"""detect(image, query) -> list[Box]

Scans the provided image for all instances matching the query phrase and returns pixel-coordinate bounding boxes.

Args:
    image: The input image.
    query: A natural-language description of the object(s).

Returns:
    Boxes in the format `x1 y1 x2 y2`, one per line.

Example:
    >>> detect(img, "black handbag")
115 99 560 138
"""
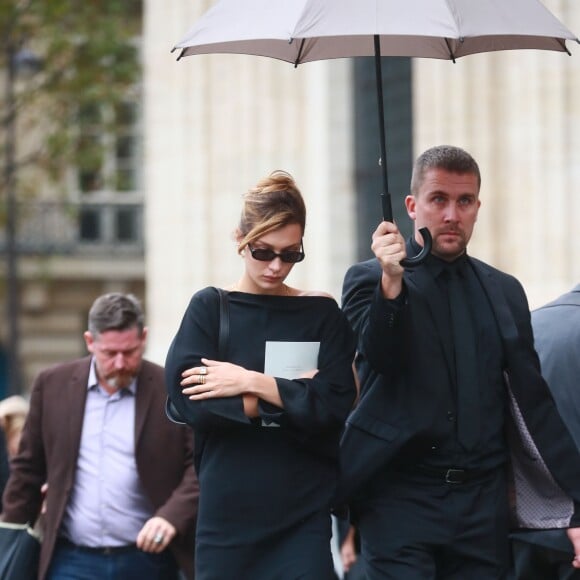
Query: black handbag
0 522 40 580
165 287 230 425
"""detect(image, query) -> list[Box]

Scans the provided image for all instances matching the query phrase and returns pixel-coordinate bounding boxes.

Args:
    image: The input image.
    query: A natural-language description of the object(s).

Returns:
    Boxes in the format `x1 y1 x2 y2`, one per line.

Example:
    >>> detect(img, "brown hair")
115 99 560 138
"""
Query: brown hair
237 170 306 253
411 145 481 196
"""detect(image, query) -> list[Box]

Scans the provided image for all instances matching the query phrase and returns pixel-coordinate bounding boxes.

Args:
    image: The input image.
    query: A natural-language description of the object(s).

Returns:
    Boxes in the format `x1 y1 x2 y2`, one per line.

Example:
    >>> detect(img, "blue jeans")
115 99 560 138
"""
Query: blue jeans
47 540 179 580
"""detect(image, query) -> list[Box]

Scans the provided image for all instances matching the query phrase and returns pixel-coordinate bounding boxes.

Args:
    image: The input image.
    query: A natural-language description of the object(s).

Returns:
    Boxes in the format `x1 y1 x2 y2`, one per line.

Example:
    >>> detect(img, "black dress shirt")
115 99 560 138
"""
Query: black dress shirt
395 241 508 471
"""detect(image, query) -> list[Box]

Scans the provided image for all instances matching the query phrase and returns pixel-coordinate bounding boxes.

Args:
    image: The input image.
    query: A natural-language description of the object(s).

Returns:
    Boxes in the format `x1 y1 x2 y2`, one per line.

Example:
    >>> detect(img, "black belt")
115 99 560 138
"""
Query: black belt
58 537 137 556
410 465 494 484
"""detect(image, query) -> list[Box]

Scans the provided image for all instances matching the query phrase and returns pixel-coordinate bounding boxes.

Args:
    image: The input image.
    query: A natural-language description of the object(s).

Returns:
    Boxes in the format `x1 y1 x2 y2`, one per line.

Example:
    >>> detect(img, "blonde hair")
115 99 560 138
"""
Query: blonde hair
237 170 306 253
0 395 29 457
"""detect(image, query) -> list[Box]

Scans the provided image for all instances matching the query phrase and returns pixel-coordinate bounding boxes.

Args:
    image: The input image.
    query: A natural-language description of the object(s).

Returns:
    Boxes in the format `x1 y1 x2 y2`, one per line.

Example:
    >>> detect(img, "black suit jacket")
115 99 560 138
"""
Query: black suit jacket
338 249 580 527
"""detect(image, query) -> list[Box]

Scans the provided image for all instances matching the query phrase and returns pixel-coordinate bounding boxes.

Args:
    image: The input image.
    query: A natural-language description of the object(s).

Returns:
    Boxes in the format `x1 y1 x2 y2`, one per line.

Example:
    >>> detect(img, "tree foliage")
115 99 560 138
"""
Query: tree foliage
1 0 142 198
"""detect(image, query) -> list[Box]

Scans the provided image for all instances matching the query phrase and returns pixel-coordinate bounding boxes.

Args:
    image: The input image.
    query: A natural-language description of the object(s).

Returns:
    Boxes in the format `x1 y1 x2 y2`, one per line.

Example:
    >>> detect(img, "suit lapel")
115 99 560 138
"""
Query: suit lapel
470 260 518 344
134 363 153 451
67 359 91 464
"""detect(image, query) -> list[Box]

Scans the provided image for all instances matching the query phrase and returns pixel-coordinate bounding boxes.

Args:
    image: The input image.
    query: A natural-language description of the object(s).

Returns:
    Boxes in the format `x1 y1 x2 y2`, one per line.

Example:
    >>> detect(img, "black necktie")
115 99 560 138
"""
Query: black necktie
445 265 480 450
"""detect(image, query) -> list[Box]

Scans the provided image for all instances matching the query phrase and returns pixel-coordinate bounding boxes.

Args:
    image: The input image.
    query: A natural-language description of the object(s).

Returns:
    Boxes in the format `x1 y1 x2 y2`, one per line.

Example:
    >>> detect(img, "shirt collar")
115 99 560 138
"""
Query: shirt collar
409 236 469 279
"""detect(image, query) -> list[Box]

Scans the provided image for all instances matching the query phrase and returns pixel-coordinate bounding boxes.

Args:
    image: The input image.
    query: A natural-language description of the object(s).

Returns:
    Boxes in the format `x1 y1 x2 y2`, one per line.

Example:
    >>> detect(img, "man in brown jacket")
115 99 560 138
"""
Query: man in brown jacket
1 293 199 579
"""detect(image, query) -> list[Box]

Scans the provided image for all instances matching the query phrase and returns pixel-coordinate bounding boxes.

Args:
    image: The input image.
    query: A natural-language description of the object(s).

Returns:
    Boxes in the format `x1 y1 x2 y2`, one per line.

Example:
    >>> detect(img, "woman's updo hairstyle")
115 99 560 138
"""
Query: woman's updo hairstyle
237 170 306 254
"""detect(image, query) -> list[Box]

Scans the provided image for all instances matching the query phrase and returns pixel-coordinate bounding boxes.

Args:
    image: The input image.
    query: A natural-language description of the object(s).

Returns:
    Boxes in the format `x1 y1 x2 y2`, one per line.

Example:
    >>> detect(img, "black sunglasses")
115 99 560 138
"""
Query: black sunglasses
247 241 305 264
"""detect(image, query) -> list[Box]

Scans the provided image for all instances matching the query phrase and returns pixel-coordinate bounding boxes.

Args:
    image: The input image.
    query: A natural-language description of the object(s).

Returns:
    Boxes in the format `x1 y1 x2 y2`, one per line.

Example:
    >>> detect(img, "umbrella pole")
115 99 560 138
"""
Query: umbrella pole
373 36 432 267
373 35 394 223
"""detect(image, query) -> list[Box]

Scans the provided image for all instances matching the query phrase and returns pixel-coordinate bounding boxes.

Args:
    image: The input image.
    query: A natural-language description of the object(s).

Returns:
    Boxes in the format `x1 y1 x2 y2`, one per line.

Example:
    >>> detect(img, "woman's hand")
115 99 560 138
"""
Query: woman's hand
181 358 250 400
181 357 283 409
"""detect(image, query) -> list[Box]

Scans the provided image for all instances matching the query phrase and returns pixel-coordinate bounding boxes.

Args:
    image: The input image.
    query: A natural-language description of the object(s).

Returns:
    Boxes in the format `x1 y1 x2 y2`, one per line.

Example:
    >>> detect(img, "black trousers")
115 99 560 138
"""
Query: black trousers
356 468 509 580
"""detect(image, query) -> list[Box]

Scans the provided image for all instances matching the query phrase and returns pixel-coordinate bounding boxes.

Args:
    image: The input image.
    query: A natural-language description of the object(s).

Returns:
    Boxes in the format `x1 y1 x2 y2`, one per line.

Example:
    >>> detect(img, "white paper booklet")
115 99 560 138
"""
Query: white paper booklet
264 341 320 379
261 341 320 428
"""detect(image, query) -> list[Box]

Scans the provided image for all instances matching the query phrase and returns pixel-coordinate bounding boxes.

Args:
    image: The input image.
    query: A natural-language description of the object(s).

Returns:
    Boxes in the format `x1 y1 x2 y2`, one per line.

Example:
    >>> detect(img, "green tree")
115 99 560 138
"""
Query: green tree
0 0 142 395
1 0 142 197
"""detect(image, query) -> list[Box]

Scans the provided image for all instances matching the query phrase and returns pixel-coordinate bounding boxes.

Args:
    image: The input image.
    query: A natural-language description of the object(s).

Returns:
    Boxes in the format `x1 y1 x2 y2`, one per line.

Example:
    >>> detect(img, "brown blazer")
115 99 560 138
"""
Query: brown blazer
1 356 199 579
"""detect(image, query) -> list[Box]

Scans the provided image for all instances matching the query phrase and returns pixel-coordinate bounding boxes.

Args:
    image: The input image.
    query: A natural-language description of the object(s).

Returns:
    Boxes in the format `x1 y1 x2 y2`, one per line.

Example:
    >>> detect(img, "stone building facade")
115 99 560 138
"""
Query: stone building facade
143 0 580 363
1 0 578 392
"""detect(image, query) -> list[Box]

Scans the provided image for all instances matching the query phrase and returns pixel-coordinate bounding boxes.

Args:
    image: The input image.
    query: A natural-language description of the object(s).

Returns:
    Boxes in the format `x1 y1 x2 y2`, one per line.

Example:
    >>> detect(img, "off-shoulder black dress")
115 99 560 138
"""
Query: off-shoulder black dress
165 287 357 580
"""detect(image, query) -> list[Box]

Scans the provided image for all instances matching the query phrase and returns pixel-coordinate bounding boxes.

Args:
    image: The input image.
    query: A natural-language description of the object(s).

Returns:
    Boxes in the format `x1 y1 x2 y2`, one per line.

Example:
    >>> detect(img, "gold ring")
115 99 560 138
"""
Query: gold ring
198 375 206 385
199 367 207 375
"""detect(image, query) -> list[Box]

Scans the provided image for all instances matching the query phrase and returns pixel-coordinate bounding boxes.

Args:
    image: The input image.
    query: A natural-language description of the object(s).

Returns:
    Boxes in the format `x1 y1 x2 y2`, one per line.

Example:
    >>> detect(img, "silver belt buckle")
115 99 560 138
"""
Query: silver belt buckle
445 468 465 484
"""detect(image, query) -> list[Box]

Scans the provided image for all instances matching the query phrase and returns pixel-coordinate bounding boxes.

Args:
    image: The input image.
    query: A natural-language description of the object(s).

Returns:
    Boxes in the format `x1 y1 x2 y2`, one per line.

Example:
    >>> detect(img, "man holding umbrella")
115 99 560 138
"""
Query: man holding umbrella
340 145 580 579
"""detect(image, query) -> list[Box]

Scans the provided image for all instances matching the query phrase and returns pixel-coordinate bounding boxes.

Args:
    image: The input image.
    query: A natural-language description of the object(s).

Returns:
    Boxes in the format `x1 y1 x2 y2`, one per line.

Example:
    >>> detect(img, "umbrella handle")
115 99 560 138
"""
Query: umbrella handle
400 227 432 268
381 192 432 268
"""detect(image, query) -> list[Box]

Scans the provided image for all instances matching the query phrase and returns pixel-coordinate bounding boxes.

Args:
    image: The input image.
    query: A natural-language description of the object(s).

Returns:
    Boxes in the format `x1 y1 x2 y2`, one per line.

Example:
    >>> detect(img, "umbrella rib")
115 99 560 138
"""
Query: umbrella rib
293 38 306 67
557 38 572 56
444 38 457 63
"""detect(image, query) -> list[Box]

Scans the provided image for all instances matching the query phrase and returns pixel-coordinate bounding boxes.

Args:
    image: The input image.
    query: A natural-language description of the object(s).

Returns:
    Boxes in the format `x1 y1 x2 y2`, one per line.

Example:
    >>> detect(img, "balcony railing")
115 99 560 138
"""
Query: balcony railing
0 200 144 256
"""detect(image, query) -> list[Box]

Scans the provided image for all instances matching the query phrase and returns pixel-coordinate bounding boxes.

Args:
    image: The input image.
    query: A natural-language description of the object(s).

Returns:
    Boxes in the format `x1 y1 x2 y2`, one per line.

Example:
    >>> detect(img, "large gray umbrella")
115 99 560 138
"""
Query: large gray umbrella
174 0 579 266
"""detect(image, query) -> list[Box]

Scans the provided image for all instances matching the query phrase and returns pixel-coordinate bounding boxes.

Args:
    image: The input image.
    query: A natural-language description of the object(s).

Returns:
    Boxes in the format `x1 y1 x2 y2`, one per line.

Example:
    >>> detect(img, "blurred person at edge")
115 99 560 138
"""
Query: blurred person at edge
1 293 199 580
510 284 580 580
0 428 8 511
0 396 29 515
0 395 30 458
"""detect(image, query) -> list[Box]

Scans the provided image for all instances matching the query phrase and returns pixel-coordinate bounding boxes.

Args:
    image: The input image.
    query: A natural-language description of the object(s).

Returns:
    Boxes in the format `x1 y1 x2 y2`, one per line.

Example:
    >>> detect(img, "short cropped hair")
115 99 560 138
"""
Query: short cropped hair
411 145 481 196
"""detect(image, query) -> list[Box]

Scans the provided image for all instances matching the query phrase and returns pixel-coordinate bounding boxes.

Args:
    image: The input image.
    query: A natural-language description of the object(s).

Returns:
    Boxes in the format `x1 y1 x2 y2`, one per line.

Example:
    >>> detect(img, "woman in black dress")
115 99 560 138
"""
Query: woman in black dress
165 170 357 580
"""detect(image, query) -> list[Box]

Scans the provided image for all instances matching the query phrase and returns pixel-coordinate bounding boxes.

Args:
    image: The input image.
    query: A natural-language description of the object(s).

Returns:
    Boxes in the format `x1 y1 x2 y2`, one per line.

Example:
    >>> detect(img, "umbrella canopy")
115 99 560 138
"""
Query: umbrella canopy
175 0 578 63
173 0 578 265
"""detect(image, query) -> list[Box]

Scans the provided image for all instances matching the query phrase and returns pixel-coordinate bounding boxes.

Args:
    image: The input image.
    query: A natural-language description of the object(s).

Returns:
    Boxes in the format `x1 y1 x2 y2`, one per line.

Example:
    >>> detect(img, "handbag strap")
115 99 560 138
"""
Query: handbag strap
166 287 229 425
216 287 229 359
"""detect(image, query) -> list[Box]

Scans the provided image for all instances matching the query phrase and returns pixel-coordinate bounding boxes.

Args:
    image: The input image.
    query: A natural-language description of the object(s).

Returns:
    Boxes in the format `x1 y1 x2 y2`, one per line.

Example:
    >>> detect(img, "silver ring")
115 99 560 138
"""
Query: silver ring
153 533 164 544
199 367 207 375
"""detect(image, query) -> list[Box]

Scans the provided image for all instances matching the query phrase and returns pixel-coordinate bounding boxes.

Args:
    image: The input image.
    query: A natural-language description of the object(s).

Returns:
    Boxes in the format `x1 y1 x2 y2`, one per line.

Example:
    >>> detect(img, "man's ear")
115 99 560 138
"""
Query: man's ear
84 331 95 354
405 195 417 220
